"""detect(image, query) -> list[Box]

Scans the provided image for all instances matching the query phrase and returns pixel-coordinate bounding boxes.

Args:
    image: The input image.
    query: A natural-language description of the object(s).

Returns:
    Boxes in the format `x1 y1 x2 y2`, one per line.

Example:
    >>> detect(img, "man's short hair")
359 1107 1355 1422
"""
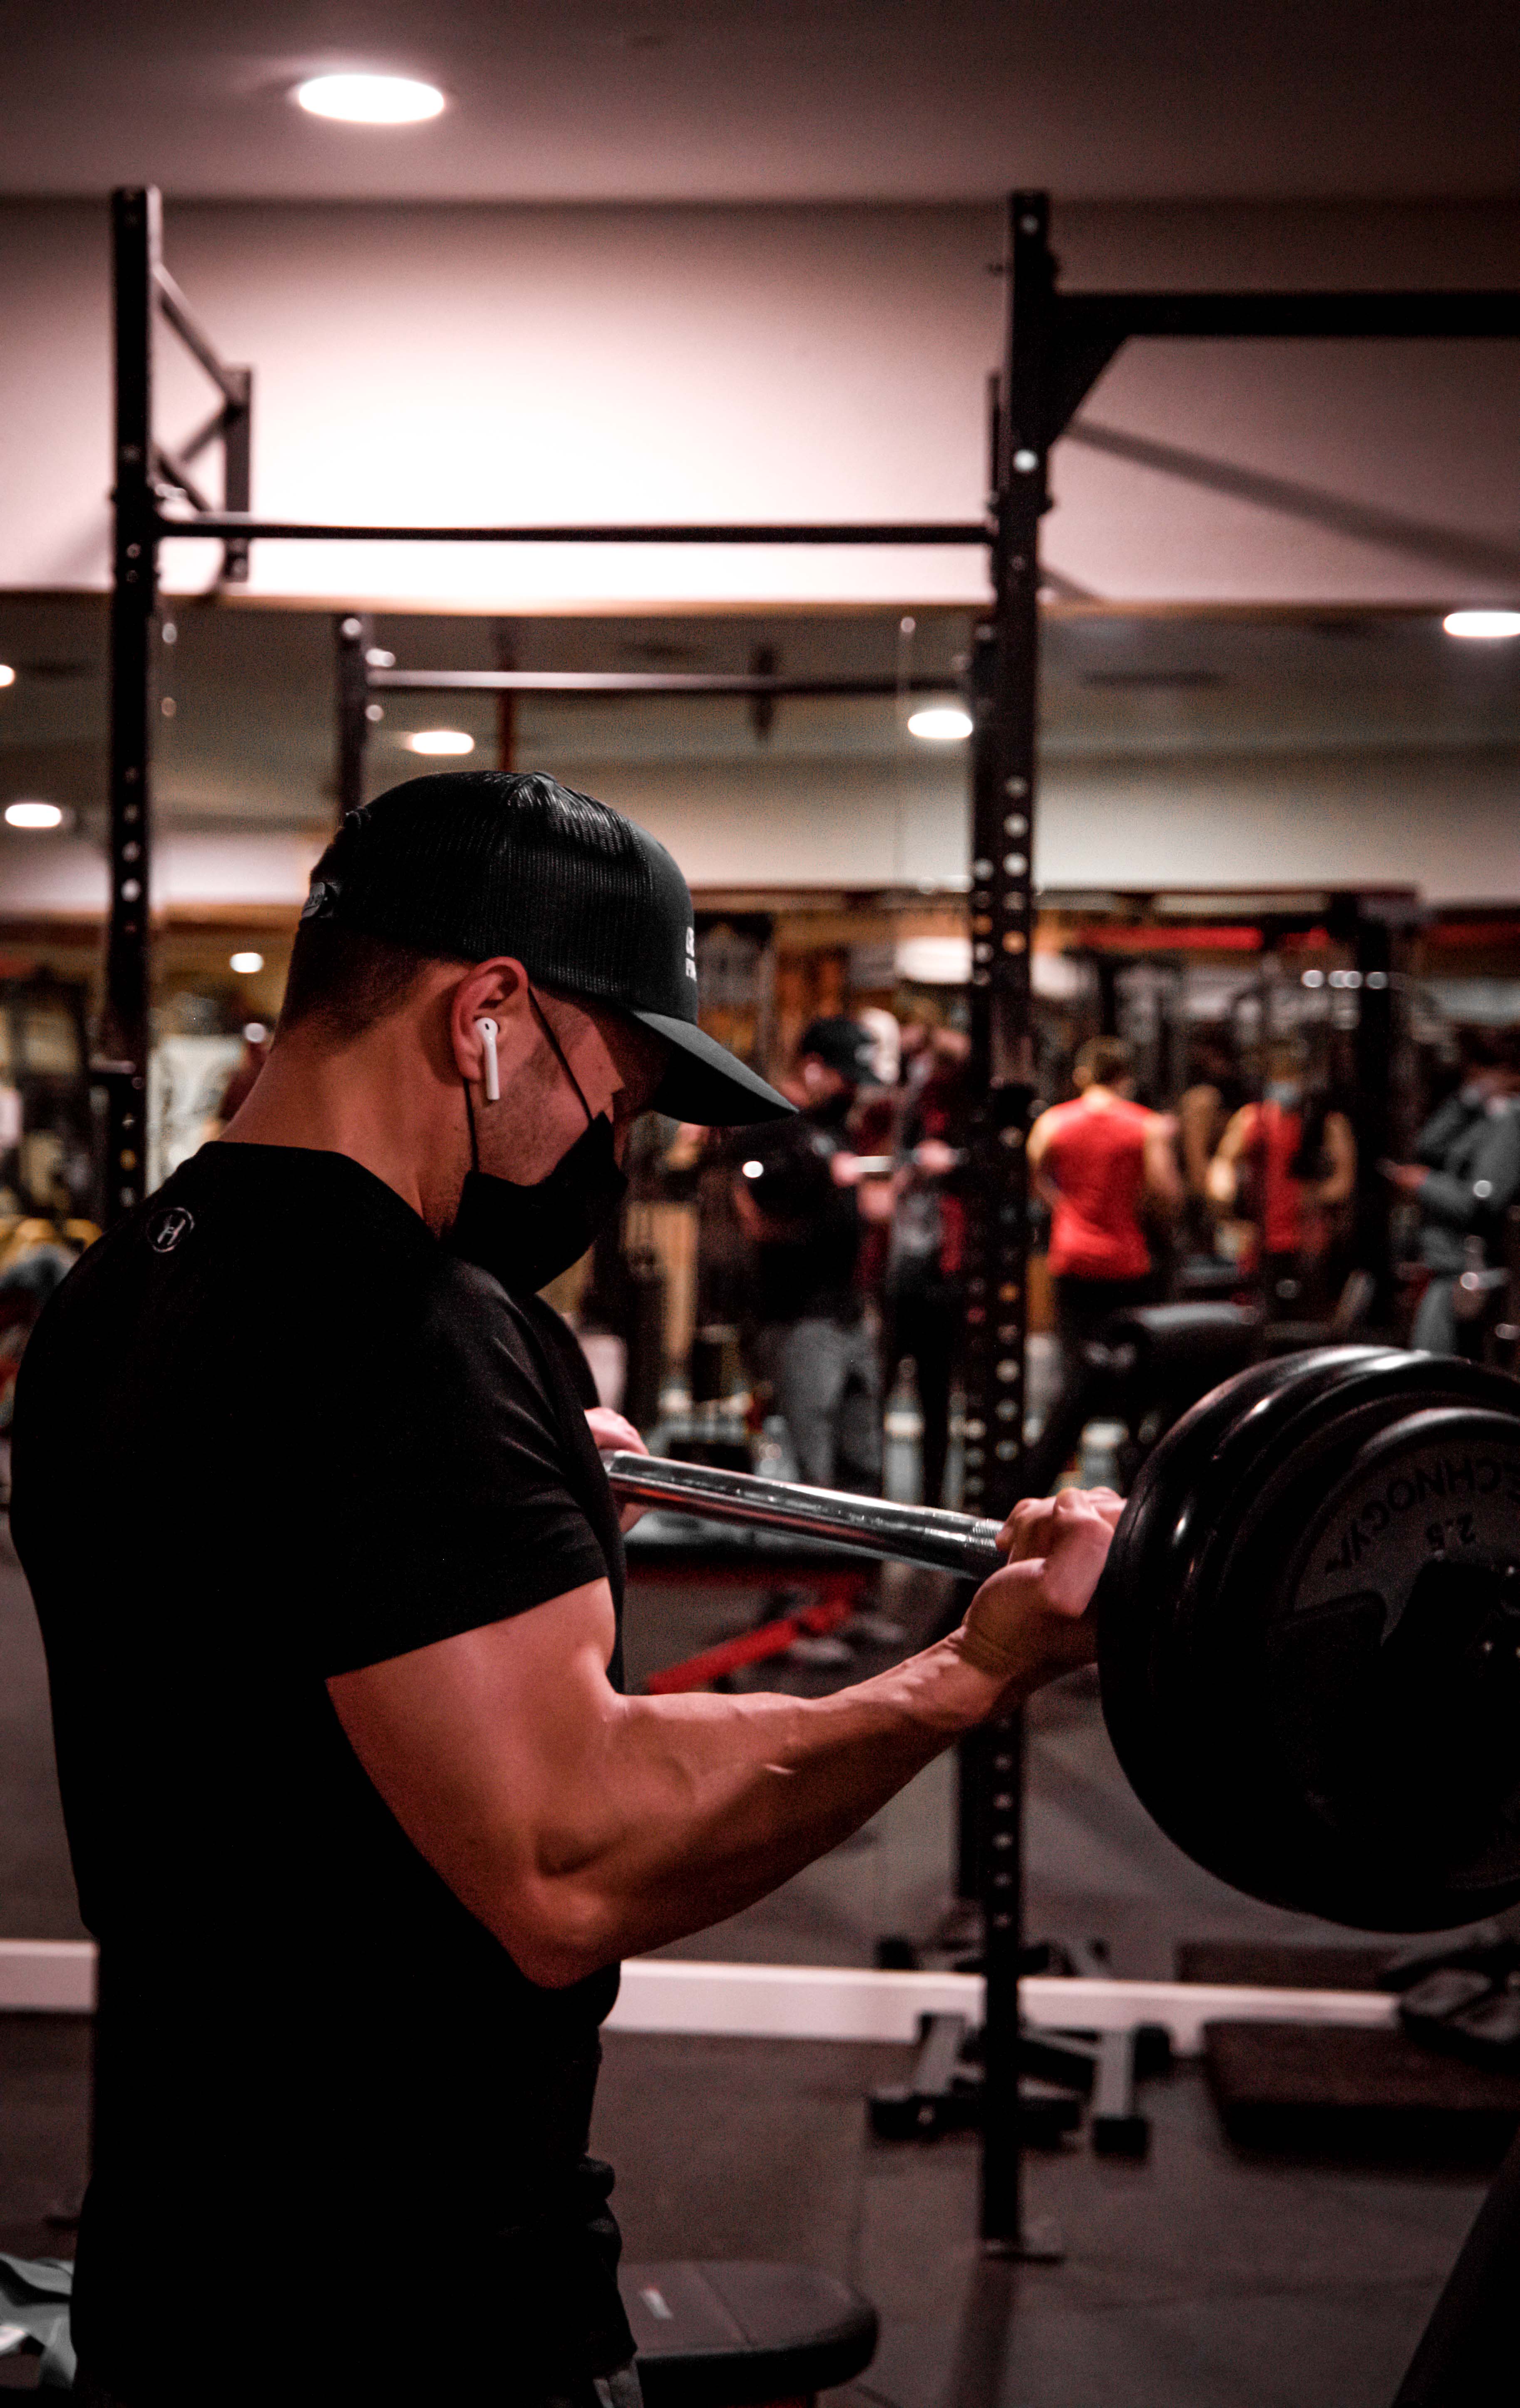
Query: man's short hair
1075 1035 1133 1088
278 923 465 1045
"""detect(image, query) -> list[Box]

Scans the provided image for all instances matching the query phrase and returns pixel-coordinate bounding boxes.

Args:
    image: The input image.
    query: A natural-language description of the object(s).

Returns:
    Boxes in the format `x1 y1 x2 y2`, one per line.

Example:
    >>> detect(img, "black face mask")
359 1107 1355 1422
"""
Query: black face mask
452 1114 627 1297
448 994 629 1297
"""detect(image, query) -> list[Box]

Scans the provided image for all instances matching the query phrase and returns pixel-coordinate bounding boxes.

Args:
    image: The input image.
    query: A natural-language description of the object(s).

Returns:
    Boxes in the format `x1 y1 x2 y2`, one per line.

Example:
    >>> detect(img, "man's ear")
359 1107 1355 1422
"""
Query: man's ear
448 958 531 1088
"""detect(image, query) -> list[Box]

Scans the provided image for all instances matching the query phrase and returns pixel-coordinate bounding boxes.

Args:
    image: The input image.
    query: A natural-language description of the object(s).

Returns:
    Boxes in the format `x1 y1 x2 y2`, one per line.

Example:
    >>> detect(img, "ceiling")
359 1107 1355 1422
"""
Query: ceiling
3 0 1520 206
3 599 1518 837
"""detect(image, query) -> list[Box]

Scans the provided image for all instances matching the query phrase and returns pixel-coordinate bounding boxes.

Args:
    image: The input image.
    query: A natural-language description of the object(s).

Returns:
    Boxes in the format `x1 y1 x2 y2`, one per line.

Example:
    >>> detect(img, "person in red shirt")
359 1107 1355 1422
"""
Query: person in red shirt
1207 1044 1356 1314
1028 1036 1182 1375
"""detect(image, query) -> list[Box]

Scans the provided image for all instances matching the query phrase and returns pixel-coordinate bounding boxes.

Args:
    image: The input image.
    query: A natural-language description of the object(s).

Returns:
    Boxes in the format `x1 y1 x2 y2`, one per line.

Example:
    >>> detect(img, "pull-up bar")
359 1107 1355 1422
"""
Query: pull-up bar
158 511 988 546
369 668 949 697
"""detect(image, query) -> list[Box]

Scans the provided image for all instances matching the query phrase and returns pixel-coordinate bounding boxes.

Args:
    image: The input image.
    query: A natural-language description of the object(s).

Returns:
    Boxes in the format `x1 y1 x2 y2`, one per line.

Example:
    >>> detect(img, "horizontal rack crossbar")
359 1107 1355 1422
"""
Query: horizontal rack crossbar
1065 289 1520 340
154 512 991 546
371 668 955 696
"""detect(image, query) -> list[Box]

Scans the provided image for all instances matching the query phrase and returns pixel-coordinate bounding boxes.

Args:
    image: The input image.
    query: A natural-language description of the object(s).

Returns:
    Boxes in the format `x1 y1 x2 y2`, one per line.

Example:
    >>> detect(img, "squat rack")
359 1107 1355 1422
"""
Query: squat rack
109 183 1520 2258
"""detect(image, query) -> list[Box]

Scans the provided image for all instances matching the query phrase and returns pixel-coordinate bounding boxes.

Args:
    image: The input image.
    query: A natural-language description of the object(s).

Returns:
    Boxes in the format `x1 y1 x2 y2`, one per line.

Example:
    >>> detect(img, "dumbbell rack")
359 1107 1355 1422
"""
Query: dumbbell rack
107 183 1520 2269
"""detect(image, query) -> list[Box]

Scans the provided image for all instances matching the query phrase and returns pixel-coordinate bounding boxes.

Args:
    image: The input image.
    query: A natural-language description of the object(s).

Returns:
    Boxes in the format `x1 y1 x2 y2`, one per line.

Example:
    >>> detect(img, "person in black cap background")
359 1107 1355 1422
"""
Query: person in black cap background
733 1014 884 1495
12 773 1118 2408
1382 1026 1520 1353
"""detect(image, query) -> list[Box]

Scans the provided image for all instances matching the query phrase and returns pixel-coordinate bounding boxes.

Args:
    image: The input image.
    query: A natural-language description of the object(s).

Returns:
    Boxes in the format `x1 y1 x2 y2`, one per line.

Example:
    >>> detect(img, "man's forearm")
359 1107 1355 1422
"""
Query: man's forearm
330 1500 1110 1993
539 1637 1004 1978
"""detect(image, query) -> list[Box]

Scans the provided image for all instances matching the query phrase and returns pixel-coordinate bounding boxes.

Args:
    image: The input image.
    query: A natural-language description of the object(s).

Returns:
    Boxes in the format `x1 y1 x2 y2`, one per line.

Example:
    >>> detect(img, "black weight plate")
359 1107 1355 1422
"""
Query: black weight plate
1143 1351 1500 1802
1099 1351 1520 1930
1269 1404 1520 1925
1098 1347 1388 1848
1145 1357 1520 1921
1159 1348 1469 1845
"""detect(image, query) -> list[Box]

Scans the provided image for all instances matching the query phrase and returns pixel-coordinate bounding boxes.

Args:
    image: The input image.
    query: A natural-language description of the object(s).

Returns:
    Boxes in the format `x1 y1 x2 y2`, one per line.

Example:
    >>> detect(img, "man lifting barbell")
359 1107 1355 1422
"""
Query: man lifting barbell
9 771 1118 2408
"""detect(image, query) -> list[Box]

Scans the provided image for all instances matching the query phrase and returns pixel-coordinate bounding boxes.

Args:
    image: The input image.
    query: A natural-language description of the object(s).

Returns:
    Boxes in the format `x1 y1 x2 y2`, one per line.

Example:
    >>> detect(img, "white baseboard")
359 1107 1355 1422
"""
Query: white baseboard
0 1940 1398 2058
0 1940 96 2011
610 1957 985 2043
606 1958 1396 2056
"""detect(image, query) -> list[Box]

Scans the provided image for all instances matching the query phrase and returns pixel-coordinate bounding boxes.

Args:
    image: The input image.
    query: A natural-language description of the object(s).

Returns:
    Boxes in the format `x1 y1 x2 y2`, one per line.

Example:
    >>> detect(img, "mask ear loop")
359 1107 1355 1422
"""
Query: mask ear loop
528 989 597 1131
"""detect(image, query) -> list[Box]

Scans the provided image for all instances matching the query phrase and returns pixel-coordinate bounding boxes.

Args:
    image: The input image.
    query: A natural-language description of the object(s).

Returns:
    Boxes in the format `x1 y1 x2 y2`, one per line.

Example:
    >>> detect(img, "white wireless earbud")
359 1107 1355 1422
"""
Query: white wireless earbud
475 1017 500 1103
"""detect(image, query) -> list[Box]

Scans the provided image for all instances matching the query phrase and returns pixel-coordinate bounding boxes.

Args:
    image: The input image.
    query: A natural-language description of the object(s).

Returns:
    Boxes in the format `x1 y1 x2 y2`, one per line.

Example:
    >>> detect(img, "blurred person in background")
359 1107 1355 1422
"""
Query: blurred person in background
1208 1042 1356 1313
1028 1035 1182 1378
1176 1031 1246 1252
840 1005 908 1282
1382 1027 1520 1353
733 1015 881 1492
854 1006 902 1091
884 1021 973 1507
894 999 941 1094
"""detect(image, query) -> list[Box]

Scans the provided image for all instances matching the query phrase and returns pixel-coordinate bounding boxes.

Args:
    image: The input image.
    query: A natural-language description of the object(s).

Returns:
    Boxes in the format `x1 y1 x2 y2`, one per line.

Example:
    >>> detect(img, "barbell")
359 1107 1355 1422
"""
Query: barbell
605 1345 1520 1935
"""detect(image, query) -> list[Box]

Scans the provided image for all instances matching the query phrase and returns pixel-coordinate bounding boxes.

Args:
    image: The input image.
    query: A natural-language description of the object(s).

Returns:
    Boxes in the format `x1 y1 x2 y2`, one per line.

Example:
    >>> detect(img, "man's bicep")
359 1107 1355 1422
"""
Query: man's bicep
326 1579 620 1972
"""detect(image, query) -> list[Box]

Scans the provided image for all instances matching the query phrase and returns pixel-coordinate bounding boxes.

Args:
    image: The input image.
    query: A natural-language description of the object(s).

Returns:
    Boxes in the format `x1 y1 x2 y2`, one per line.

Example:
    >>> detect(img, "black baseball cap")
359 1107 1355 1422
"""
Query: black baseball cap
798 1015 877 1082
299 770 793 1125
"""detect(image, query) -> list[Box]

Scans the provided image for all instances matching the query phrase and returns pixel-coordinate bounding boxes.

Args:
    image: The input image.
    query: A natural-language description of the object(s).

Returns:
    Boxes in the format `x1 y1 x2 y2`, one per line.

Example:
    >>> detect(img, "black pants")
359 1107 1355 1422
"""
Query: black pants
73 2365 644 2407
539 2372 643 2408
1051 1272 1155 1383
888 1287 959 1509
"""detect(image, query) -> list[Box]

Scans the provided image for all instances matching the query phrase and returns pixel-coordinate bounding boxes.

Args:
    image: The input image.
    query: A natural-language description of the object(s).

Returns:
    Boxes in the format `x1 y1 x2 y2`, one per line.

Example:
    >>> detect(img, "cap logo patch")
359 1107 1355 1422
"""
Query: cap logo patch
685 928 698 983
301 877 339 922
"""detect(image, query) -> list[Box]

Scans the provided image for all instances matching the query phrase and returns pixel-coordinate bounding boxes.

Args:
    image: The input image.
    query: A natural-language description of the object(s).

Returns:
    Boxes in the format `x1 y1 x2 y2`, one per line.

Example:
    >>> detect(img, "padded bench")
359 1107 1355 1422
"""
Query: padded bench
620 2260 878 2407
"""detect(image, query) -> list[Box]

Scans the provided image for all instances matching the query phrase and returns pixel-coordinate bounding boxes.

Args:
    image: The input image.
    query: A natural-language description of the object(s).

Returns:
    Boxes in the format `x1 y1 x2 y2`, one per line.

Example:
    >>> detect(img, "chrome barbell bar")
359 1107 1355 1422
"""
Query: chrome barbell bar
600 1451 1006 1583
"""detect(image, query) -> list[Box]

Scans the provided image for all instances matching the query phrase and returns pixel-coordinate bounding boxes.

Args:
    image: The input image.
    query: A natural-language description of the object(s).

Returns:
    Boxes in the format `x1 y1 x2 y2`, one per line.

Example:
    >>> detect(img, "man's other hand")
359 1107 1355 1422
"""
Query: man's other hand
912 1138 960 1176
954 1486 1122 1698
586 1407 651 1532
1379 1160 1429 1195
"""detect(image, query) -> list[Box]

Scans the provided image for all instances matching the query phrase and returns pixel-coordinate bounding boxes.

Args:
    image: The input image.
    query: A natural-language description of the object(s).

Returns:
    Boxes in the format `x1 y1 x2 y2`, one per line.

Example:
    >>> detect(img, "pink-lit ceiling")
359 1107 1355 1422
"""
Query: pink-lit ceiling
2 0 1519 205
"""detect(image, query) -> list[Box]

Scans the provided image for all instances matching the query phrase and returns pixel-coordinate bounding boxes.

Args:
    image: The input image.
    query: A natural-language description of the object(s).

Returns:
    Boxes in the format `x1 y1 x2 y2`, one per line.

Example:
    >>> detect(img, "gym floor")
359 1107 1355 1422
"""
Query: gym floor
0 1527 1493 2405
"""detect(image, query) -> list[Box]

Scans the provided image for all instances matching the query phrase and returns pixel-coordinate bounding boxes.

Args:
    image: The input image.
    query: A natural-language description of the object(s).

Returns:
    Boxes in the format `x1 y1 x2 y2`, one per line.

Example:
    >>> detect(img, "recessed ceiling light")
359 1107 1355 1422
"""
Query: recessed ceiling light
907 705 974 743
406 728 475 755
0 665 15 689
1442 609 1520 640
294 73 445 125
5 800 63 830
230 951 265 974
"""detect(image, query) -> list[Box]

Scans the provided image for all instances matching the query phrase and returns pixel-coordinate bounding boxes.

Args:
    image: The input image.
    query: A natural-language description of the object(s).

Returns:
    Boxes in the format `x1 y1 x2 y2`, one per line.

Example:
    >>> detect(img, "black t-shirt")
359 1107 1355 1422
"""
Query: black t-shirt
744 1102 862 1324
10 1143 636 2402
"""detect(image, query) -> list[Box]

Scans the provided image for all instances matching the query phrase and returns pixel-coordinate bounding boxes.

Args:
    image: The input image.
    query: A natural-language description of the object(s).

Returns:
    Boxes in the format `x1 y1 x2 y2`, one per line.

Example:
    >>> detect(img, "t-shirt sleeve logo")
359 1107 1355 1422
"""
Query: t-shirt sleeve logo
147 1205 195 1254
